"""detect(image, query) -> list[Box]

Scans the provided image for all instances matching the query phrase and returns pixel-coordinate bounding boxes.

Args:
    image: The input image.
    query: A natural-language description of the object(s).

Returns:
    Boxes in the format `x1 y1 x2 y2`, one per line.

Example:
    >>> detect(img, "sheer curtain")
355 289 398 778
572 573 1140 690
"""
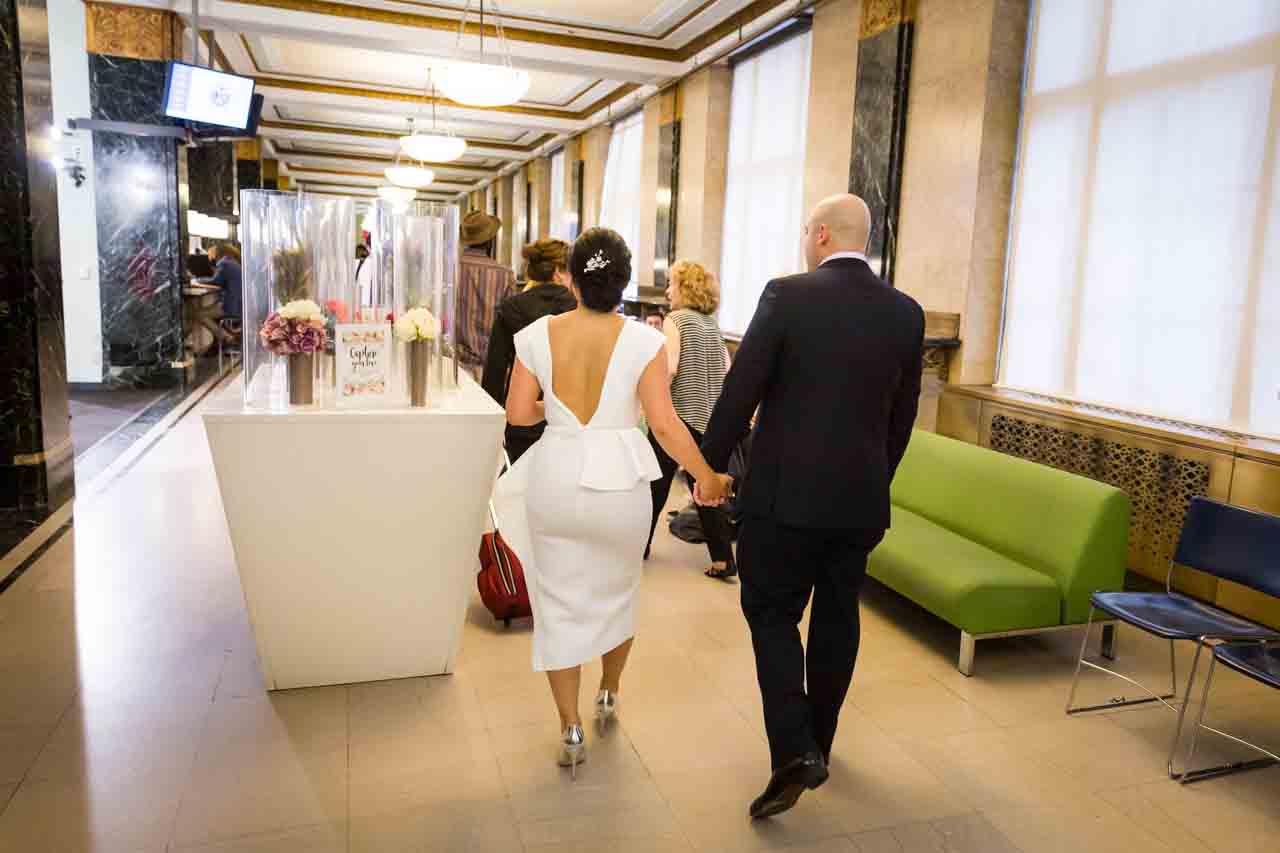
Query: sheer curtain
549 149 566 239
718 32 812 337
1000 0 1280 438
599 110 645 297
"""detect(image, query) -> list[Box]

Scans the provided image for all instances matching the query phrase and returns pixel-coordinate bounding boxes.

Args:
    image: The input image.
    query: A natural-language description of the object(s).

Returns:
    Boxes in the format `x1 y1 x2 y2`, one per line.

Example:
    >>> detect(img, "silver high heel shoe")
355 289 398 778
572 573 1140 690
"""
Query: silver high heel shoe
595 689 618 729
558 723 586 779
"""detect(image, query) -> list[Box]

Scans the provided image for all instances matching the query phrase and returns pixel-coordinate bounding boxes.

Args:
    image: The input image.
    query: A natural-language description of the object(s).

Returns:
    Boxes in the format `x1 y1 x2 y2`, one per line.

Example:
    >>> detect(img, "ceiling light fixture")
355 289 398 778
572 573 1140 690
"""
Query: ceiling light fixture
377 185 417 205
400 68 467 163
438 0 530 108
384 164 436 188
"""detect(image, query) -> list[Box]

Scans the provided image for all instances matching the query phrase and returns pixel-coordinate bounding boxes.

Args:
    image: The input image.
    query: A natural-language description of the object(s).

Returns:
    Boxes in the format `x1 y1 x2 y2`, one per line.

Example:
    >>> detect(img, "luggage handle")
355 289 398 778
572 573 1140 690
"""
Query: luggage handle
487 449 518 598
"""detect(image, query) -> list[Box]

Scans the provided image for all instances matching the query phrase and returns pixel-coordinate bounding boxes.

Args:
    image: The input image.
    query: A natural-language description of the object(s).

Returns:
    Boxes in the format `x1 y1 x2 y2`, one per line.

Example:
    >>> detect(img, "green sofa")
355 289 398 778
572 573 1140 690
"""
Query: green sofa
869 430 1130 675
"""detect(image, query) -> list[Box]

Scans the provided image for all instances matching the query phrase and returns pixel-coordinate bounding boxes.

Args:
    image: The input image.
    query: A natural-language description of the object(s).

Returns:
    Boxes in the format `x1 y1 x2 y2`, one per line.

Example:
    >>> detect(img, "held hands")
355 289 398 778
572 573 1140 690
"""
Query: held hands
694 472 734 507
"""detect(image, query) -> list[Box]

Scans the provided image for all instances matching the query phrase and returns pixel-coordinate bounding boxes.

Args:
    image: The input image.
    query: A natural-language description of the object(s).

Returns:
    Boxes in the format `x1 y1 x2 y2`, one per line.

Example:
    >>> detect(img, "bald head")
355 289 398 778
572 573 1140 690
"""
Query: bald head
803 194 871 271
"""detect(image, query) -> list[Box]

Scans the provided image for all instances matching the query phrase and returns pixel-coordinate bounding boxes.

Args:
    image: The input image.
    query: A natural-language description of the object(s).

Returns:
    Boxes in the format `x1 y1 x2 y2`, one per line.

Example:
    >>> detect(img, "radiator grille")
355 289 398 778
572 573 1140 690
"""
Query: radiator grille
988 414 1210 571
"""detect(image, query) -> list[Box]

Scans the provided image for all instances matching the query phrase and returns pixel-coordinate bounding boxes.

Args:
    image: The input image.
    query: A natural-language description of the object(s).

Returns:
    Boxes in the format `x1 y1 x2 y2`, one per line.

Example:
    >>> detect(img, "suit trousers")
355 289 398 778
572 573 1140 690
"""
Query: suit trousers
737 515 883 770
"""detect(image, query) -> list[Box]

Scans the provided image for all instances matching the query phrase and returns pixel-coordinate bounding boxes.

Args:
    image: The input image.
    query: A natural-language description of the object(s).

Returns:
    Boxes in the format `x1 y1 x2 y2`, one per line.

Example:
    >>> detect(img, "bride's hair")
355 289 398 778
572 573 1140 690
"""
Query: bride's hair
570 228 632 312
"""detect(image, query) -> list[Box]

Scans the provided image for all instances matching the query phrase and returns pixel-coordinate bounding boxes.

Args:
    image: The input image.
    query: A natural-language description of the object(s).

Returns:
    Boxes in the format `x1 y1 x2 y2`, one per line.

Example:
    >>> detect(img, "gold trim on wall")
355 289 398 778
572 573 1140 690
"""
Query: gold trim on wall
858 0 915 40
85 2 183 60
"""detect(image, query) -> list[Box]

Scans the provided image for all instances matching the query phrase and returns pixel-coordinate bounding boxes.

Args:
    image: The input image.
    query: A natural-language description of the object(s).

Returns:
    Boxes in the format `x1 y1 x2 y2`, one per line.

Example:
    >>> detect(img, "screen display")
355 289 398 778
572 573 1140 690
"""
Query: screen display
164 63 256 129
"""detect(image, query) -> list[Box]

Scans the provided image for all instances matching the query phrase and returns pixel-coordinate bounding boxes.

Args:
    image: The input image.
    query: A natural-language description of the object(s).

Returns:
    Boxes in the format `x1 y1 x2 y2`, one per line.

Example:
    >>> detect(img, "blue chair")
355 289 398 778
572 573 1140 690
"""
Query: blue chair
1066 497 1280 780
1174 641 1280 783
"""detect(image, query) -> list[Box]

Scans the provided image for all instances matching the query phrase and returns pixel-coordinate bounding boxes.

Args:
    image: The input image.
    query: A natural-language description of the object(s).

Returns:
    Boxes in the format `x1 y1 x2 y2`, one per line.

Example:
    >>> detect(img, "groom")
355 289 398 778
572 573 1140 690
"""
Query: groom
700 194 924 819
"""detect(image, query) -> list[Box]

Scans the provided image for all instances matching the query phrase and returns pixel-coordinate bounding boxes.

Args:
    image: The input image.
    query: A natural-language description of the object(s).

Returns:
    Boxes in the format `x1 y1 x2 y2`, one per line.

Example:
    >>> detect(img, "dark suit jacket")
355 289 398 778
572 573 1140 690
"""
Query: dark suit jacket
701 257 925 531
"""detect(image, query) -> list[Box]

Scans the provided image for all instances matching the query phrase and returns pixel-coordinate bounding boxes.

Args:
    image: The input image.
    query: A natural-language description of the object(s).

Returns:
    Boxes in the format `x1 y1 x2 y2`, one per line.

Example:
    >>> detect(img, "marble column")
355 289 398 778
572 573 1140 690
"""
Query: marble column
0 0 73 523
579 124 612 230
849 0 915 284
560 136 582 240
84 2 187 380
496 171 514 267
188 141 235 217
234 139 261 203
804 0 860 215
529 156 551 241
89 53 185 376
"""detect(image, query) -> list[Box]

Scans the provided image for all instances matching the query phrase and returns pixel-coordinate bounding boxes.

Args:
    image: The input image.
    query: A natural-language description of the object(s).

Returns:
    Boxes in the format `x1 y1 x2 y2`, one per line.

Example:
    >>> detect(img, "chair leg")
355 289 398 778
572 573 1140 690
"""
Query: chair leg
1171 648 1280 784
1101 623 1116 660
1067 609 1177 715
958 632 976 677
1167 640 1205 776
1065 607 1096 713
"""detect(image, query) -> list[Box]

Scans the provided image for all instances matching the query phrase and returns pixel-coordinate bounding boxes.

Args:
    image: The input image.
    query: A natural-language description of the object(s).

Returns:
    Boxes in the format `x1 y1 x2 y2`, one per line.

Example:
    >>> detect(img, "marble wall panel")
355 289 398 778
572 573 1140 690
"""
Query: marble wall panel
654 120 680 291
675 64 730 277
187 141 234 217
848 6 913 282
89 53 184 373
0 0 72 515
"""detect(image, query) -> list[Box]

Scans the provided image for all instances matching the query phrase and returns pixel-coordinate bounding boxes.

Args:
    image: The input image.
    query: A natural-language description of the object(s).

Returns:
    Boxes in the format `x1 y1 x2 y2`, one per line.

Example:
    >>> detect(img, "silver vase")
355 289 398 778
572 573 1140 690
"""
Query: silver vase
408 339 430 408
288 352 315 405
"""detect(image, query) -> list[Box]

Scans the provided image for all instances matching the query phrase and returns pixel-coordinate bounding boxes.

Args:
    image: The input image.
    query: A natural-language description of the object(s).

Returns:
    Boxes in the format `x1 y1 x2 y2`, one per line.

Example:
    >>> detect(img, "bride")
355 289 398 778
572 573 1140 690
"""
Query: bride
497 227 730 776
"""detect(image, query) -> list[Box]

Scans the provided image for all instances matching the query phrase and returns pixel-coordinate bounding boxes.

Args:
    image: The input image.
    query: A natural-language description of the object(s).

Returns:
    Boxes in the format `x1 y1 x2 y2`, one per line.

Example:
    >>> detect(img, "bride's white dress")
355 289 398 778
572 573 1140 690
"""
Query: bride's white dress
492 316 664 672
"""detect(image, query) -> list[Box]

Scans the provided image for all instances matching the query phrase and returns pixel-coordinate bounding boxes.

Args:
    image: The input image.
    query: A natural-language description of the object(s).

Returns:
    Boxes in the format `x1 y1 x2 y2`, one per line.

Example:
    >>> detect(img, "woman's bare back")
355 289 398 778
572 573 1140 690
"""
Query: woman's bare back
547 310 628 427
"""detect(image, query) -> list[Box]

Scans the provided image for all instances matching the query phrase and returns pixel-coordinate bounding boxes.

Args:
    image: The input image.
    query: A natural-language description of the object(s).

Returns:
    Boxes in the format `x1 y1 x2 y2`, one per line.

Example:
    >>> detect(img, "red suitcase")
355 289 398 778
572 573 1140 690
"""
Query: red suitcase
477 480 532 627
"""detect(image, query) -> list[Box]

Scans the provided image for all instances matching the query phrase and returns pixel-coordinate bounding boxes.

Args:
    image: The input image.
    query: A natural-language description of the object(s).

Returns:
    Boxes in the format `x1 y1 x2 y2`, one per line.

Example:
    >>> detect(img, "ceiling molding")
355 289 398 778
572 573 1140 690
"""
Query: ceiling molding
383 0 720 42
254 75 640 122
235 34 608 110
284 154 496 174
259 120 556 152
287 164 485 185
220 0 790 61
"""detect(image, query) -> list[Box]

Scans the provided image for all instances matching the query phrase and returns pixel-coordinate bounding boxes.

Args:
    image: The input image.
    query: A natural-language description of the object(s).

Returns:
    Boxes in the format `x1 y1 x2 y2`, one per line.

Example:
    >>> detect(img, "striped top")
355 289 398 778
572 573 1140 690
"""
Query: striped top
669 308 726 433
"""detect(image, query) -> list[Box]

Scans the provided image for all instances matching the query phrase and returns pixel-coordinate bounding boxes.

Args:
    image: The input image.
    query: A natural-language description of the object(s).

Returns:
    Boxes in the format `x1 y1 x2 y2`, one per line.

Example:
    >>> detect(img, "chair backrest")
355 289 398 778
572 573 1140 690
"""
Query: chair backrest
1175 497 1280 599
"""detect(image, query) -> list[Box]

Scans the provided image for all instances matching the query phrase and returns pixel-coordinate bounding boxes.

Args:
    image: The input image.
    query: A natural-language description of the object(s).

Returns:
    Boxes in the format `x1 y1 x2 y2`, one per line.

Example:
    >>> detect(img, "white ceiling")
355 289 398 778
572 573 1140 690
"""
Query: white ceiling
104 0 804 200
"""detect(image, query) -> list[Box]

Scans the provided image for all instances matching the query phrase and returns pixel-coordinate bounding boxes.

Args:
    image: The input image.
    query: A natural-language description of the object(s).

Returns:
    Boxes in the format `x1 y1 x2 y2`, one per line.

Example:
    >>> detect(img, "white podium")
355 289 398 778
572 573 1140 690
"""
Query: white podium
203 378 505 690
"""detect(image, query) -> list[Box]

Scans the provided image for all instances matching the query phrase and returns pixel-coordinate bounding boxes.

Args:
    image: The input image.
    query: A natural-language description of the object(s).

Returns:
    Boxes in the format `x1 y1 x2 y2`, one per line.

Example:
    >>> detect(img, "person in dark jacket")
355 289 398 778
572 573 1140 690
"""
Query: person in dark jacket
196 244 243 339
699 193 924 820
482 238 578 462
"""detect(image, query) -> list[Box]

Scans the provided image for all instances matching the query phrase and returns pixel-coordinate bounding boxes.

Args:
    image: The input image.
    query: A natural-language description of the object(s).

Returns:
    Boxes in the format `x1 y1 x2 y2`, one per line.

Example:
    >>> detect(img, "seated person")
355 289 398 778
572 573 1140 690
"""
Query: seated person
197 243 243 337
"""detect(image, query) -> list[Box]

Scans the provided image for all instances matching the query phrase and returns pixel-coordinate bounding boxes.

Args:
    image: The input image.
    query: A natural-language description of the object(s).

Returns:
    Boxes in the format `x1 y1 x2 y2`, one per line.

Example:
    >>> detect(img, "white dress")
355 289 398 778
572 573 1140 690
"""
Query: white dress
492 316 664 672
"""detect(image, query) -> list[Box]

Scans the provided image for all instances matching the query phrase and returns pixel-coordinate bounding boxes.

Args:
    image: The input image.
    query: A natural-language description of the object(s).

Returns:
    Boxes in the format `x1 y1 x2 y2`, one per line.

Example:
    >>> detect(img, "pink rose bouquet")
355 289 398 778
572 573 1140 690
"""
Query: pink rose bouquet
259 299 327 355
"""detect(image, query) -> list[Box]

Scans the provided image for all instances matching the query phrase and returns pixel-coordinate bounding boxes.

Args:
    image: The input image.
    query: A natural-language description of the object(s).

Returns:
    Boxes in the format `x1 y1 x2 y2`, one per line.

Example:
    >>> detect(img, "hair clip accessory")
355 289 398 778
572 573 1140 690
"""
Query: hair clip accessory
585 250 611 273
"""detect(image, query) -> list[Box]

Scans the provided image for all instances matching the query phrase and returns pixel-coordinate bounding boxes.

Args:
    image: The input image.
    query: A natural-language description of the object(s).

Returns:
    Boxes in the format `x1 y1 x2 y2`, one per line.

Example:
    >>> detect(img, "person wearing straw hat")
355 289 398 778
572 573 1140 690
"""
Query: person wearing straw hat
457 210 517 379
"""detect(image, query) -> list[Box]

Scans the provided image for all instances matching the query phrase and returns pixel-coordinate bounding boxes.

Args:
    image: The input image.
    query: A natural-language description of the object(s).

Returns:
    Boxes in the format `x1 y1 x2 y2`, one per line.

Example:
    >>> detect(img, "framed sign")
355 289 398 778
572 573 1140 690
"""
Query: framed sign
336 324 392 407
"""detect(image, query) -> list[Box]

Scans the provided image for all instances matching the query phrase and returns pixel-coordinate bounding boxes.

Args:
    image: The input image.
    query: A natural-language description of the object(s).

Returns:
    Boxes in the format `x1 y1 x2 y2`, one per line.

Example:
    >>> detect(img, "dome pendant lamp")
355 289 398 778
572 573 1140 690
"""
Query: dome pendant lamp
438 0 530 108
400 68 467 163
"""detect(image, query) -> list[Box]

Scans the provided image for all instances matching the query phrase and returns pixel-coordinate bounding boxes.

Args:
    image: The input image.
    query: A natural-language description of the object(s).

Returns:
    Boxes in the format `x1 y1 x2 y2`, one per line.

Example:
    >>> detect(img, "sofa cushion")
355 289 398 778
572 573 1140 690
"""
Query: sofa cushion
869 507 1063 635
889 430 1129 624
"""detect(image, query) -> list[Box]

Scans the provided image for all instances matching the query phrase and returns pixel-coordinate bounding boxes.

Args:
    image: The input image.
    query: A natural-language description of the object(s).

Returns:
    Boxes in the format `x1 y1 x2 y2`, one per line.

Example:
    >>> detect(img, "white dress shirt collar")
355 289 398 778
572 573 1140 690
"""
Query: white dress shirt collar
820 251 869 267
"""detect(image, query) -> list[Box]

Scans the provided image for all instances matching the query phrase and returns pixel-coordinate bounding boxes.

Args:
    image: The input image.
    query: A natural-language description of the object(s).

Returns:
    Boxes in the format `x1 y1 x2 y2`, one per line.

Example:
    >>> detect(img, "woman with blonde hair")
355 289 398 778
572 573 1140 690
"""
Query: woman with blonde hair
644 260 736 580
482 238 579 461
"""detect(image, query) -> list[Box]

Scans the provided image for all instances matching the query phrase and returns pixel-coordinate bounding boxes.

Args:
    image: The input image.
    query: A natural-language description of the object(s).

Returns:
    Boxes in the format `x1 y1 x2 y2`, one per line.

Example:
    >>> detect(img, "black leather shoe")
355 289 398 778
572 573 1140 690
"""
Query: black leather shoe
749 752 828 820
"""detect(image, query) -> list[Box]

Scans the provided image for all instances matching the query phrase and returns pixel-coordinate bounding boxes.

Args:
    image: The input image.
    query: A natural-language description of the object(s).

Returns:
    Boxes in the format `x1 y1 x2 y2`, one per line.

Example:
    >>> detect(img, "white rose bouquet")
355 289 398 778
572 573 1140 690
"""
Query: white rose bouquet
395 307 439 343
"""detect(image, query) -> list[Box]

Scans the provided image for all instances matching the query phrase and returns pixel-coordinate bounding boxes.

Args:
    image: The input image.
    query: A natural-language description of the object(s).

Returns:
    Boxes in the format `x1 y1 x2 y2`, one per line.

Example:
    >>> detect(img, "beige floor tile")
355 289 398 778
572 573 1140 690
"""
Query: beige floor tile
0 775 178 852
0 722 54 785
172 821 347 852
983 794 1183 853
173 744 348 847
1005 714 1174 789
507 771 669 824
497 721 650 795
928 663 1077 727
350 799 523 853
851 677 1000 740
895 728 1092 812
1094 785 1215 853
525 837 697 853
1113 771 1280 853
851 814 1022 853
348 751 506 820
517 796 684 846
676 793 848 851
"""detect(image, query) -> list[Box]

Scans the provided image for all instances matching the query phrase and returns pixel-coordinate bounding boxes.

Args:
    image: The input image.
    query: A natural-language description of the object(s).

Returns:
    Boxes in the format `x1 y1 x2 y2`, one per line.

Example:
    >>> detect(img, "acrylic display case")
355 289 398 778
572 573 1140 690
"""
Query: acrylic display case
239 191 460 410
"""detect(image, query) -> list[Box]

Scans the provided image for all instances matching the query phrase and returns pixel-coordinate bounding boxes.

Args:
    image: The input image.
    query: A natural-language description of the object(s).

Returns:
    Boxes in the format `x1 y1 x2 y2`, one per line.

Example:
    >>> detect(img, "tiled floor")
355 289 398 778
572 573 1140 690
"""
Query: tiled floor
0 392 1277 852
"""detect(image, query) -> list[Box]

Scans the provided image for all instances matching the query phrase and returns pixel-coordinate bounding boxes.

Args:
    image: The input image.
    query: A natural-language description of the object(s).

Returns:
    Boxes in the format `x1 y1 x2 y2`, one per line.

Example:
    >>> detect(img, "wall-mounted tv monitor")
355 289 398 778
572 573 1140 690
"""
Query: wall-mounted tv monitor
164 62 256 130
190 93 264 140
